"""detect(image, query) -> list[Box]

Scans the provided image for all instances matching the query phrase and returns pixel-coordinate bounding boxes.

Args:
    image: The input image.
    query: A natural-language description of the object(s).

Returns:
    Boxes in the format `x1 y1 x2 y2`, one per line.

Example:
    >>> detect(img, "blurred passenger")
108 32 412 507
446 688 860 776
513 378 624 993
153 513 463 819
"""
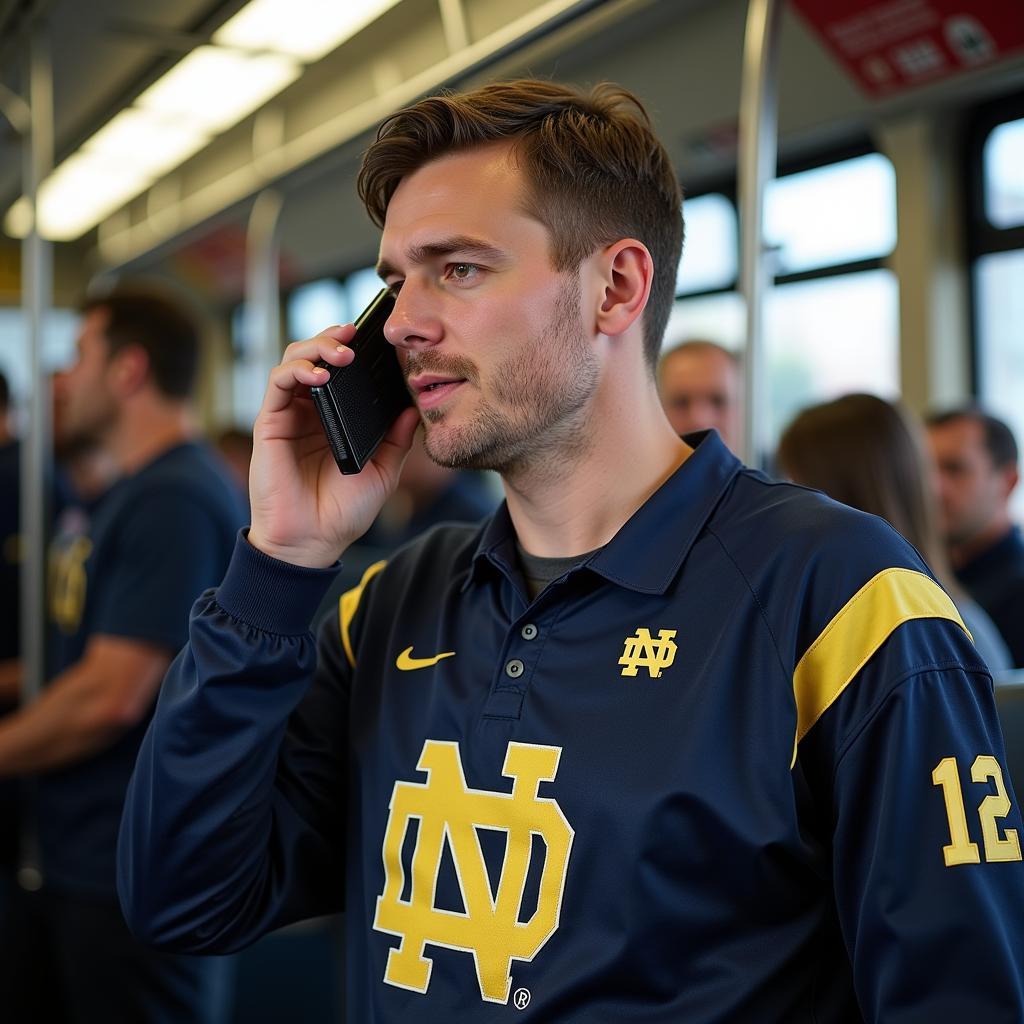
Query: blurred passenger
52 367 119 505
213 426 254 504
0 288 245 1023
657 339 741 449
927 407 1024 667
777 393 1011 673
0 371 121 1023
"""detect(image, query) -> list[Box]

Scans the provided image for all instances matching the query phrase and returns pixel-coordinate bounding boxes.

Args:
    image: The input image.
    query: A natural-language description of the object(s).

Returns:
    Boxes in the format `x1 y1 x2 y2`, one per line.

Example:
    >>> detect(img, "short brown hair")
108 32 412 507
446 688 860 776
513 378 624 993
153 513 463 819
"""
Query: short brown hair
926 406 1018 470
81 287 200 400
358 79 683 371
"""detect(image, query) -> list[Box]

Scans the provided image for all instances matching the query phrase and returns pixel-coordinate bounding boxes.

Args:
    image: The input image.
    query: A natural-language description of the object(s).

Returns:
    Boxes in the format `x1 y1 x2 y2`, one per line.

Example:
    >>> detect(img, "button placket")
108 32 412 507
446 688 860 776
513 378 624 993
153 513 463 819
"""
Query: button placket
481 609 562 721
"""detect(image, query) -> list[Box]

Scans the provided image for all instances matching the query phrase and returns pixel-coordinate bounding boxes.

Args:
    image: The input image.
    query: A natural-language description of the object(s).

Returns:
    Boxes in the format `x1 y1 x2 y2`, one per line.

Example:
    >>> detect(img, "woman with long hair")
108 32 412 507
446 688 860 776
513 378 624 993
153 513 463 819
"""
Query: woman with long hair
777 393 1011 673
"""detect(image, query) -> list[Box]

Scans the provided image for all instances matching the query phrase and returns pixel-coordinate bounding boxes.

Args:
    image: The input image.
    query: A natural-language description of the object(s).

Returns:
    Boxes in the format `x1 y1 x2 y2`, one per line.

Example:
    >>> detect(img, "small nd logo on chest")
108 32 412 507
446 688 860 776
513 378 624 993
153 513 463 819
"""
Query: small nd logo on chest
619 628 678 678
374 740 574 1005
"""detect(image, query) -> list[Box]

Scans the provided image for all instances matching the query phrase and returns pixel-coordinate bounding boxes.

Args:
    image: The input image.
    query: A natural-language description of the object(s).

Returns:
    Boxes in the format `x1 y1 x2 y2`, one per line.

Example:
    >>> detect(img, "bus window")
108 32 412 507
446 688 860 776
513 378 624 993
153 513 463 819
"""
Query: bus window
764 269 899 444
975 250 1024 522
0 308 79 404
677 193 737 296
973 108 1024 522
665 151 899 450
287 278 350 342
983 117 1024 229
764 153 897 274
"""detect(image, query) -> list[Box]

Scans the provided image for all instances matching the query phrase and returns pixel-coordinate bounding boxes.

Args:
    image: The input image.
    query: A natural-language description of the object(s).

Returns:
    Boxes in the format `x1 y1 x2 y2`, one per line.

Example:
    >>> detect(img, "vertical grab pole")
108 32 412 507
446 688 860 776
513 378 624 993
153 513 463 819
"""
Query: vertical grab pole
243 189 284 421
19 19 54 707
737 0 782 466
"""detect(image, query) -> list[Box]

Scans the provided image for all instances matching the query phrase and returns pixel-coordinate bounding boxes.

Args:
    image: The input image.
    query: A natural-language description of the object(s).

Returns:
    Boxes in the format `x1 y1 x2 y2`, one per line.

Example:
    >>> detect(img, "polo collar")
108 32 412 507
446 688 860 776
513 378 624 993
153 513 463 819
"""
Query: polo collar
465 430 743 595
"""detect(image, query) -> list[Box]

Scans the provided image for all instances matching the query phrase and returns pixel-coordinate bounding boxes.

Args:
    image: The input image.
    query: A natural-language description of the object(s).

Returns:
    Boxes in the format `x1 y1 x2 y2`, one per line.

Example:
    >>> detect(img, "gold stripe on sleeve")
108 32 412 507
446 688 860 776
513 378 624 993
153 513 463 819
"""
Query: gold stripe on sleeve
338 560 387 668
790 567 971 768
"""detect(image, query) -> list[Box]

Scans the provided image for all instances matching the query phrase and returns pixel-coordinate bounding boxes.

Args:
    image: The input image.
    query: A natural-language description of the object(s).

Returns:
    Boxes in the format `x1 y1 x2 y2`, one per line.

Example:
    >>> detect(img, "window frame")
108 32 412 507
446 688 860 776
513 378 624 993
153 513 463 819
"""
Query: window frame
966 89 1024 259
280 273 349 345
965 88 1024 398
677 135 890 301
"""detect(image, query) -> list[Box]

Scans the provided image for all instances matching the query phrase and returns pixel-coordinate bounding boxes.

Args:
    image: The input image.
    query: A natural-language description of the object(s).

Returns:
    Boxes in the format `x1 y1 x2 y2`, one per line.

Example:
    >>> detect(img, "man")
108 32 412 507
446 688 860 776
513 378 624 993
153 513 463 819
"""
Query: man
657 338 742 449
0 290 245 1022
928 407 1024 667
119 81 1024 1021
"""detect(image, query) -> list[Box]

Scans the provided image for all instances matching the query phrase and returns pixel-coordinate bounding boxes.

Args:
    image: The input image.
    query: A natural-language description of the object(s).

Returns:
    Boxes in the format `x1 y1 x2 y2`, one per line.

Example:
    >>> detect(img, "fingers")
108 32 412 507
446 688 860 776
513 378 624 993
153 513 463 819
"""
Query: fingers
261 328 358 417
281 324 357 366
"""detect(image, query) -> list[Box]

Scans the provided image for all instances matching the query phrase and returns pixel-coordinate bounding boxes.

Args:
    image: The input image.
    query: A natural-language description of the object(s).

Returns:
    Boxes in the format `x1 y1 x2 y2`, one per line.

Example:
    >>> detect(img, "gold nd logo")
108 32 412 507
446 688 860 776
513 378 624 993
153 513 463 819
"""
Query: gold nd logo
618 628 678 678
373 740 574 1005
49 536 92 635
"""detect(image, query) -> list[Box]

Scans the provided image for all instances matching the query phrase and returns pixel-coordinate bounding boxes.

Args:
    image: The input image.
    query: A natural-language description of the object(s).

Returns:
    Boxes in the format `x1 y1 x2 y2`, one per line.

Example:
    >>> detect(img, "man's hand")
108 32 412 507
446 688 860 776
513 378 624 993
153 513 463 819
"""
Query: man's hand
247 325 420 568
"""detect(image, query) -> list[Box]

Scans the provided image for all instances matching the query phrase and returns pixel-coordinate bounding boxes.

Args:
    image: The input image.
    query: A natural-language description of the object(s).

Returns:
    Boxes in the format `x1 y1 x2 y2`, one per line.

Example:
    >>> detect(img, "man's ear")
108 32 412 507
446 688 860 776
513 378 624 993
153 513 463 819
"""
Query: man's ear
1001 464 1020 500
109 344 150 396
593 238 654 339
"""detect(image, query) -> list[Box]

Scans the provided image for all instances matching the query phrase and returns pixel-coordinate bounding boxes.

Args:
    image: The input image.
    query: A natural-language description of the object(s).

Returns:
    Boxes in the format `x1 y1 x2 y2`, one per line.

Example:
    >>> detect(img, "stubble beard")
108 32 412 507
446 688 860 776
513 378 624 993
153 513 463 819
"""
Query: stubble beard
415 278 599 476
56 391 118 458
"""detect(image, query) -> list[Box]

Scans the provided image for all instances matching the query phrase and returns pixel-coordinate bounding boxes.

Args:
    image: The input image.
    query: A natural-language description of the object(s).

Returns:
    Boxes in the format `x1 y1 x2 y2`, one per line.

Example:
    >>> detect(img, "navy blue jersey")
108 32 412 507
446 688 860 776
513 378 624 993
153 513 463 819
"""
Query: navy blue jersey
120 432 1024 1021
41 442 246 896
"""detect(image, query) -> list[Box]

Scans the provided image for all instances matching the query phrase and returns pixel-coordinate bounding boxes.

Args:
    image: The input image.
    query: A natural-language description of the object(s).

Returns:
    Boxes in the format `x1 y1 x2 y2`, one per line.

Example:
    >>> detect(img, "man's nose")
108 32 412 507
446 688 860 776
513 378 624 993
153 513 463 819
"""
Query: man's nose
384 282 443 352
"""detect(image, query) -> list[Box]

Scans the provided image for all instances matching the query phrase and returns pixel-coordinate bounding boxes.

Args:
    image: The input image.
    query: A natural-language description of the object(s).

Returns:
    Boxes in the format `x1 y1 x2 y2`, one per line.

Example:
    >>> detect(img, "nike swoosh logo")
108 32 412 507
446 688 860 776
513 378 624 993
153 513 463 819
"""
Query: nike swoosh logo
396 646 456 671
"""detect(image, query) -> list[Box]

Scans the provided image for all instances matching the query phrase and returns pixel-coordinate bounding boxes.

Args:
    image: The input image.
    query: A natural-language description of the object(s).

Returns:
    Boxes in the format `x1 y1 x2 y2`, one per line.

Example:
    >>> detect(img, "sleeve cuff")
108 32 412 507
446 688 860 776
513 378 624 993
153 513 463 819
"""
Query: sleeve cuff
214 530 341 635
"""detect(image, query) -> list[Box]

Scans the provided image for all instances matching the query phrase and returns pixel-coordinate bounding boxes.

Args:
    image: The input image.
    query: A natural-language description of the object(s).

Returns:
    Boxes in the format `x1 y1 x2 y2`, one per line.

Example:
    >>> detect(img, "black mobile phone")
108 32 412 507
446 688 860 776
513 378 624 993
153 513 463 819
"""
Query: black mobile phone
310 288 413 475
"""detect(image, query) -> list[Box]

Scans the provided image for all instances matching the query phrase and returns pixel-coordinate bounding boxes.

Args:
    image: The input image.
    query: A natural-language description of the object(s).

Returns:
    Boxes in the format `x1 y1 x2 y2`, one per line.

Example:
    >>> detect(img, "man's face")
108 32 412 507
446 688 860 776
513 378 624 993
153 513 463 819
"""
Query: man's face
377 143 599 472
928 417 1012 546
658 347 740 449
54 309 119 453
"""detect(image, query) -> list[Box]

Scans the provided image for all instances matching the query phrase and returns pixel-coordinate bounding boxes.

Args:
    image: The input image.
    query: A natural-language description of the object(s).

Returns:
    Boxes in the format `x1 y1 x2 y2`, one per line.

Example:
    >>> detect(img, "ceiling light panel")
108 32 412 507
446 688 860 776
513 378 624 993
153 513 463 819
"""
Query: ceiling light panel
3 198 32 239
86 108 210 180
36 152 152 241
214 0 402 62
136 46 300 133
4 0 409 241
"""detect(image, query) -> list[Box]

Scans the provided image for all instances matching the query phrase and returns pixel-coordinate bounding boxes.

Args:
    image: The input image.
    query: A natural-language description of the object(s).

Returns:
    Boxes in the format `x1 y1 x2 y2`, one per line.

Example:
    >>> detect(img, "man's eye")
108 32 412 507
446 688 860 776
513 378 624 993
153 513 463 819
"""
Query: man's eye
447 263 480 282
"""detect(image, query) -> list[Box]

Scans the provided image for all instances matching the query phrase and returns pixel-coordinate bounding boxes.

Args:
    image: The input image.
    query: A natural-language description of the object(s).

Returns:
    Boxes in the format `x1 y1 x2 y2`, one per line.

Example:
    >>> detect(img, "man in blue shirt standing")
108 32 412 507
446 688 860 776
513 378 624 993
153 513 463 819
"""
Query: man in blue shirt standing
928 407 1024 668
0 290 245 1022
120 81 1024 1021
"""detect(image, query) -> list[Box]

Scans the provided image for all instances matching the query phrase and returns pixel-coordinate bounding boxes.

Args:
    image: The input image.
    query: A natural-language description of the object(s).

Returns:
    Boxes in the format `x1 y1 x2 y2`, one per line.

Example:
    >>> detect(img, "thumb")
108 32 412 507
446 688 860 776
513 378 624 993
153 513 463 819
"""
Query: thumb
371 407 421 482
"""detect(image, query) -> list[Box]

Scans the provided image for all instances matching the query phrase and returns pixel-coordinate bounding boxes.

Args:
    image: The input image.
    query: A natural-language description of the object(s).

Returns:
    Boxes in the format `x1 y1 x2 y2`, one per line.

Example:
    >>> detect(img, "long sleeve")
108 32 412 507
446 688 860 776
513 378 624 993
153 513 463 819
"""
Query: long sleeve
117 534 355 954
802 617 1024 1020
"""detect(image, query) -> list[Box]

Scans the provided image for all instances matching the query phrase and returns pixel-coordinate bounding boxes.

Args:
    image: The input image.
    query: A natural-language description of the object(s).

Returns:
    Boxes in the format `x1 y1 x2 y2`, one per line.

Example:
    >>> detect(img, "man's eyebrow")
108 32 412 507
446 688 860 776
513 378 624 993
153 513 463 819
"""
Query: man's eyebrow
375 236 507 280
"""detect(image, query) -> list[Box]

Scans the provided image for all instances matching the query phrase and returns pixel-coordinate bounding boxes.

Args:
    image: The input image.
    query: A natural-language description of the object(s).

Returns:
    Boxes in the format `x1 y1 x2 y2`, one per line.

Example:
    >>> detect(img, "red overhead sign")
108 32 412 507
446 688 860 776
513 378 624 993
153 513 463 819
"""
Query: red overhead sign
792 0 1024 96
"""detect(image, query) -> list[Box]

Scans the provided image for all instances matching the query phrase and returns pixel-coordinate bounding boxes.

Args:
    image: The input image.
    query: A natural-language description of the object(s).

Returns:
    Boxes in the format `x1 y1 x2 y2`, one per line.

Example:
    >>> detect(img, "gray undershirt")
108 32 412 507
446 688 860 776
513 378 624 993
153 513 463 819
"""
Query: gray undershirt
516 542 602 601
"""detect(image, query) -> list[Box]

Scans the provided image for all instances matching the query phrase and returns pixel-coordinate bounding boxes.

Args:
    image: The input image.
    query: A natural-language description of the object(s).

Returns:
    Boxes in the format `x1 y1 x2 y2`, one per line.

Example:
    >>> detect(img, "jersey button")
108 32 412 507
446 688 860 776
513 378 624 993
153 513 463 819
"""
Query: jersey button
521 624 538 641
505 659 525 679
